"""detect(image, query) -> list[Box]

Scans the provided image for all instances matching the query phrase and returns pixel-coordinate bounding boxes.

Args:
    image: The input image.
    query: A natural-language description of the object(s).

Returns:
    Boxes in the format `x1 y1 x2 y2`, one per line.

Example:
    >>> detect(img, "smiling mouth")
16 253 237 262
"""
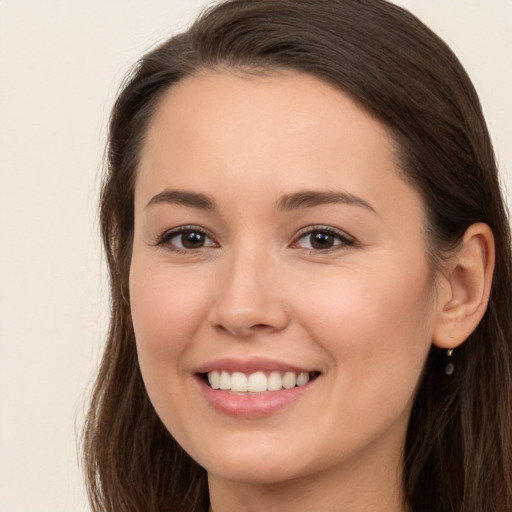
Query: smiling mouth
200 370 321 394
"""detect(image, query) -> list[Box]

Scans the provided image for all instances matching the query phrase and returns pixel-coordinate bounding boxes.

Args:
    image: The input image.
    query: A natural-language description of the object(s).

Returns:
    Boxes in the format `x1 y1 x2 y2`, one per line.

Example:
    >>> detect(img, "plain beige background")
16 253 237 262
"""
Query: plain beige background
0 1 510 511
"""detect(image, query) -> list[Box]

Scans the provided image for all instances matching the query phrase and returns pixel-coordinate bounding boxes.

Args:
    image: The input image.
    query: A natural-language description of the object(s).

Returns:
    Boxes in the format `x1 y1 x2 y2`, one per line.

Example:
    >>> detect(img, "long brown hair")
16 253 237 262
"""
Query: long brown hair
82 1 512 511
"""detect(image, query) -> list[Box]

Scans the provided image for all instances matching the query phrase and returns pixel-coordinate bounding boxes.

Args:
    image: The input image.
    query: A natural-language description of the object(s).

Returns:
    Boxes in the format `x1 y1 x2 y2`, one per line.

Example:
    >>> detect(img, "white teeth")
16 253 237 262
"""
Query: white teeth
208 370 220 389
267 371 282 391
247 371 267 392
219 371 231 390
297 372 309 386
205 370 312 393
282 371 297 389
231 372 248 392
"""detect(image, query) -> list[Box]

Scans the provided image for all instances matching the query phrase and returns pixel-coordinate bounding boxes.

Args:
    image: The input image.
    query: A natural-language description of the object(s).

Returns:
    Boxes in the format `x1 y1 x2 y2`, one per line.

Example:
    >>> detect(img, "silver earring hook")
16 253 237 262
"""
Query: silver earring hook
445 349 454 376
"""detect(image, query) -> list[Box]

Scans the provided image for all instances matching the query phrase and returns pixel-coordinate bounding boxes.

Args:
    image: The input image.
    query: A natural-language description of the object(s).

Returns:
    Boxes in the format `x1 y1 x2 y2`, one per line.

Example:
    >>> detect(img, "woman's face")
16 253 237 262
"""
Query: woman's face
130 71 441 485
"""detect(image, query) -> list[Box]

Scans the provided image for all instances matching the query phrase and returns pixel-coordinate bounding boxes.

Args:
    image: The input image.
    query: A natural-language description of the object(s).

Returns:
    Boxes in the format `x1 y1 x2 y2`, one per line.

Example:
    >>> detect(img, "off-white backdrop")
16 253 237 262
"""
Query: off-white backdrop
0 1 510 511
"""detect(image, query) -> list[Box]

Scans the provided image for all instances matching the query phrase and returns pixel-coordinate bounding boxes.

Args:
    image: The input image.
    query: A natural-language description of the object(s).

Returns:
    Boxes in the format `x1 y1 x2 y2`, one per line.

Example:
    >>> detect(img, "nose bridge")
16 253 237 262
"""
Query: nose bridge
208 237 289 337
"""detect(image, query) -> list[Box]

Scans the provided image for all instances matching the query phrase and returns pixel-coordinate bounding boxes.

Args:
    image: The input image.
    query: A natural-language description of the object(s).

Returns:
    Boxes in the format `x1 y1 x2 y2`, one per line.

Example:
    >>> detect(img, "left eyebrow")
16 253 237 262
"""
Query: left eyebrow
145 189 216 210
275 190 378 215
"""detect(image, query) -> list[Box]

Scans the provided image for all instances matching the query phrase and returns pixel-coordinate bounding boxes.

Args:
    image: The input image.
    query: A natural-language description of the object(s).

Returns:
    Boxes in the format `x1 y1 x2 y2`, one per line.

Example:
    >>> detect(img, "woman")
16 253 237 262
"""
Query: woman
82 1 512 511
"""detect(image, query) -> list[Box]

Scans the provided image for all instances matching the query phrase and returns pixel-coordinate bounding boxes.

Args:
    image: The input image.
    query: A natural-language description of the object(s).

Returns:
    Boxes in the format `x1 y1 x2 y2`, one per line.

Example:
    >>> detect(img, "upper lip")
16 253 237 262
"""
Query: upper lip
194 357 317 375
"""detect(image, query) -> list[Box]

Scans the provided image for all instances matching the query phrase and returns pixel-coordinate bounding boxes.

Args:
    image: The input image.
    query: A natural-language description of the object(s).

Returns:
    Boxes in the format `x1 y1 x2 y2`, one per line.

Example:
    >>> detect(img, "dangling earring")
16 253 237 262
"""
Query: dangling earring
445 349 454 375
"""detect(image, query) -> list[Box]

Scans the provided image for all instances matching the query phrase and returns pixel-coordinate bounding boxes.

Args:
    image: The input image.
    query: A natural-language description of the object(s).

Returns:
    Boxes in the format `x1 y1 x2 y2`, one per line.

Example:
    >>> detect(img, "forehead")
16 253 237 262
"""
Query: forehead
135 70 424 226
143 69 393 159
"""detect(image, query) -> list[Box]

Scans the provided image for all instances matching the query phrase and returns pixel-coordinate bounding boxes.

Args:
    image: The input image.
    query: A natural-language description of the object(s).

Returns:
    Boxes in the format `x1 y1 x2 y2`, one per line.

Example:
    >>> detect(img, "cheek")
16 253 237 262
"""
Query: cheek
129 260 219 446
131 263 205 340
129 262 212 386
310 276 432 345
295 262 434 403
298 256 432 329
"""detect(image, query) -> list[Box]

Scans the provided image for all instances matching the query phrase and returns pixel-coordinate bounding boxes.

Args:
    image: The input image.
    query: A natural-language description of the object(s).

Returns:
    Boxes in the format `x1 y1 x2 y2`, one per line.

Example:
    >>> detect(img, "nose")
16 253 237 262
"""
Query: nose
207 247 290 339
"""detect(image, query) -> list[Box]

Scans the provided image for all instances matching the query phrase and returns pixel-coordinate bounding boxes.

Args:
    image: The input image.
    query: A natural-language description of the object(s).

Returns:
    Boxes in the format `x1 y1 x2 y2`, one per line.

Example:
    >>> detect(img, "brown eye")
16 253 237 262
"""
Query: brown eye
294 227 354 251
180 230 206 249
309 231 336 249
159 227 217 251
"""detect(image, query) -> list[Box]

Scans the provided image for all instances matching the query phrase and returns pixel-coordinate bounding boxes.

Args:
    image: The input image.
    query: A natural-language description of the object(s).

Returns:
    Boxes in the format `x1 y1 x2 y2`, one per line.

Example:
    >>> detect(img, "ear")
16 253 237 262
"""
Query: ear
433 223 495 349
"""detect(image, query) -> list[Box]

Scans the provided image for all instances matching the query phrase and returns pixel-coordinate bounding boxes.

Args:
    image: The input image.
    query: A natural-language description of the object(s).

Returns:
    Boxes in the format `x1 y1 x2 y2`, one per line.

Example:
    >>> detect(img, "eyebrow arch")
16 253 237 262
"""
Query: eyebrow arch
145 189 216 210
276 190 378 215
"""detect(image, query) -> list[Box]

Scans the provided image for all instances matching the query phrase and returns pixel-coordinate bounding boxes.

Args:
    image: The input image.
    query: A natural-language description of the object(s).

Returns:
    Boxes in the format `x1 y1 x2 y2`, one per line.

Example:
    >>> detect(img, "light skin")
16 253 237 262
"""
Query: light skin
129 70 494 512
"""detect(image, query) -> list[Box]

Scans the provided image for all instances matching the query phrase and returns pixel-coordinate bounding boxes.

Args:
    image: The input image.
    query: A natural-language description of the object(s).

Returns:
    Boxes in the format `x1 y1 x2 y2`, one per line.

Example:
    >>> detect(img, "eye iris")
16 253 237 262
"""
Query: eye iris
311 231 334 249
181 231 204 249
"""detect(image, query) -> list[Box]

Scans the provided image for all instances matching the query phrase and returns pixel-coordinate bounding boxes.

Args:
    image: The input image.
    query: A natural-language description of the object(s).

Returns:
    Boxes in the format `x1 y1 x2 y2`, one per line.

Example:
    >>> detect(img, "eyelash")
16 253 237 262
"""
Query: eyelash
154 225 355 254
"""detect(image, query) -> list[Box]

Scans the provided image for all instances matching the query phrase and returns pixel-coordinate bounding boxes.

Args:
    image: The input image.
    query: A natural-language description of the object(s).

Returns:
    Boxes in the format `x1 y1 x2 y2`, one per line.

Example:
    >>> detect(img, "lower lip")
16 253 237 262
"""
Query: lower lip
197 376 316 418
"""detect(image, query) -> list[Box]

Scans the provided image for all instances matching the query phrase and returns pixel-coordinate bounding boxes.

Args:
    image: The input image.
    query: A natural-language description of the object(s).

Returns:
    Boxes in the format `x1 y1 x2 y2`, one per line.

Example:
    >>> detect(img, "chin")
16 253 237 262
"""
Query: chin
188 435 311 485
205 457 303 485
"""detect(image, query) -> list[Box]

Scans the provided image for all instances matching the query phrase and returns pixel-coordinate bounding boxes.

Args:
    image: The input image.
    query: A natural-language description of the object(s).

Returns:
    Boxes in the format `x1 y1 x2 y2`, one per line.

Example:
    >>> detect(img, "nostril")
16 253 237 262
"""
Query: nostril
208 295 290 338
211 322 277 339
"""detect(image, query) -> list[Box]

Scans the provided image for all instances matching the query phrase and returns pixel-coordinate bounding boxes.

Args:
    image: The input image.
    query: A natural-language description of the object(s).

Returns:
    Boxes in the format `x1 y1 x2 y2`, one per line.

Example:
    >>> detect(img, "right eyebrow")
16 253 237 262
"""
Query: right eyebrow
275 190 378 215
145 189 216 210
